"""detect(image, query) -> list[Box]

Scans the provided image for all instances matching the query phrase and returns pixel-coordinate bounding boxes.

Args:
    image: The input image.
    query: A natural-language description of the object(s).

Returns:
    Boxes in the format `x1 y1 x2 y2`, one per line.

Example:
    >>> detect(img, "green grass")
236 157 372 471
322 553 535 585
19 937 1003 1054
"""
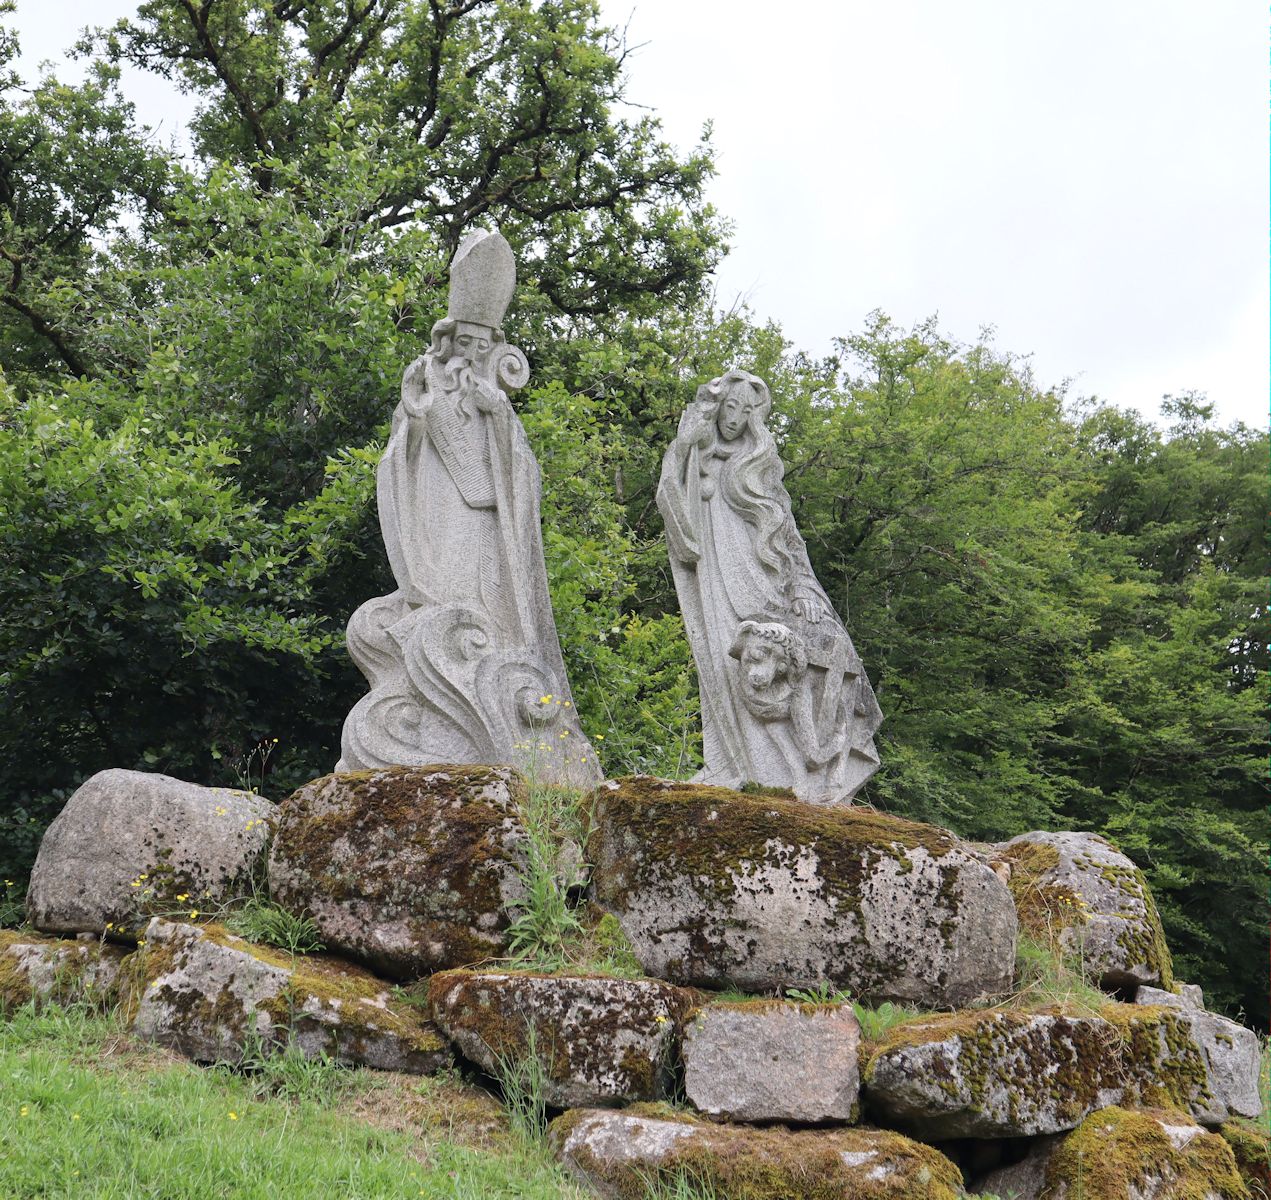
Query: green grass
0 1003 590 1199
223 897 325 955
1011 932 1109 1015
505 785 585 971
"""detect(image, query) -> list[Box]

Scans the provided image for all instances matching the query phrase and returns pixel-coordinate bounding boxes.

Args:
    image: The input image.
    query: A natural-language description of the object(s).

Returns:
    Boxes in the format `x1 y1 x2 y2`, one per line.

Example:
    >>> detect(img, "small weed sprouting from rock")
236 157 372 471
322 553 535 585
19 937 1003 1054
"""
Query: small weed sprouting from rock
224 897 324 956
784 980 853 1006
492 1023 550 1142
851 1001 928 1040
506 785 585 970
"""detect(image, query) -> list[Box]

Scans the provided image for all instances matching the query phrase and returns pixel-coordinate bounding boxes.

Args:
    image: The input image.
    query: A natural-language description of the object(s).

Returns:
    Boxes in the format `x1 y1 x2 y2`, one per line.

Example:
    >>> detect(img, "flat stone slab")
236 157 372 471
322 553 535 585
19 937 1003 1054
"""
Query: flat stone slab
550 1107 965 1199
268 765 544 979
683 999 861 1123
428 970 692 1107
587 777 1017 1006
130 918 451 1075
972 1106 1247 1200
994 830 1171 990
26 769 271 938
0 930 131 1011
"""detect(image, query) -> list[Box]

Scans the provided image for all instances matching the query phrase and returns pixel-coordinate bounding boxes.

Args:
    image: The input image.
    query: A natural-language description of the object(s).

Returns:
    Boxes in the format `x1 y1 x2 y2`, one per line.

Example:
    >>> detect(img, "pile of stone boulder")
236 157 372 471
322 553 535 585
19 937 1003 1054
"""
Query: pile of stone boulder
7 766 1264 1200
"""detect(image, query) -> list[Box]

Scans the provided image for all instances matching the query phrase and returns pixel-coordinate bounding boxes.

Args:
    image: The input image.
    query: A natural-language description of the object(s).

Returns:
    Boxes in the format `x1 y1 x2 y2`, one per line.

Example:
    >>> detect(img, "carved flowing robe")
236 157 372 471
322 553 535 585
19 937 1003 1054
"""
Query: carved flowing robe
377 355 563 664
338 351 597 786
658 421 881 802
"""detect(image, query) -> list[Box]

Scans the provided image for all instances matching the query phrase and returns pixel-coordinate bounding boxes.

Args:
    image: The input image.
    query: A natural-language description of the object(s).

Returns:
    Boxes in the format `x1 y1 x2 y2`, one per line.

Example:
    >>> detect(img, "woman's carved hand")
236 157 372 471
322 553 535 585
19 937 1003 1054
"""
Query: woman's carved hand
791 595 828 623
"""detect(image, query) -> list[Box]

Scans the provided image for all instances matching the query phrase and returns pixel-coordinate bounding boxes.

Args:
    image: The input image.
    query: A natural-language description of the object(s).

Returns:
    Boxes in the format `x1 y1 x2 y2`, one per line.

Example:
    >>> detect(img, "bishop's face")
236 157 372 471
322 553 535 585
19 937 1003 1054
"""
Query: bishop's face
451 322 494 366
716 386 756 441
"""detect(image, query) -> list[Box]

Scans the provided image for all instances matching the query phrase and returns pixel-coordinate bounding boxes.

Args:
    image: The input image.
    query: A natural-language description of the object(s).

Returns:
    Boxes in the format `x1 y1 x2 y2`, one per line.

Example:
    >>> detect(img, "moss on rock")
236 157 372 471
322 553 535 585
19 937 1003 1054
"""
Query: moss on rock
862 1006 1128 1137
130 919 450 1073
997 831 1172 992
268 766 537 978
550 1107 964 1199
1042 1106 1248 1199
586 776 1016 1006
1220 1121 1270 1199
427 969 693 1107
0 929 131 1013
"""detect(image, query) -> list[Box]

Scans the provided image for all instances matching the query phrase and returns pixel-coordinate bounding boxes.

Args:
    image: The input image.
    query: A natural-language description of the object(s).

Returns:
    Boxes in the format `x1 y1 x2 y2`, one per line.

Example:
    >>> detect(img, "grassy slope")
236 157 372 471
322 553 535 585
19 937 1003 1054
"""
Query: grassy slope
0 1004 589 1200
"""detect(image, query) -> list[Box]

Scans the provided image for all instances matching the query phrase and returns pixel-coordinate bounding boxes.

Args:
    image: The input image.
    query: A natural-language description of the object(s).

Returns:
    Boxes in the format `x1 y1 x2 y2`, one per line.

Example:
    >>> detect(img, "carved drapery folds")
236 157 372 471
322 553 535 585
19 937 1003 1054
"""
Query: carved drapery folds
657 370 881 804
338 230 600 788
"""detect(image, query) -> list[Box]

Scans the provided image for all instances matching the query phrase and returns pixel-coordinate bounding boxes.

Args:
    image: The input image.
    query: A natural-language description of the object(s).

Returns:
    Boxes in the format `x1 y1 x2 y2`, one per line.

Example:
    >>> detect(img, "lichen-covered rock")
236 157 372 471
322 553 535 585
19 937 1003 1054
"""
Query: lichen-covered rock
0 930 131 1011
995 830 1172 991
549 1106 964 1199
862 1003 1261 1138
268 765 540 978
975 1106 1249 1200
586 777 1017 1006
129 918 451 1074
863 1009 1127 1137
1220 1121 1270 1199
683 999 861 1123
428 970 691 1107
1115 1003 1262 1126
26 769 271 938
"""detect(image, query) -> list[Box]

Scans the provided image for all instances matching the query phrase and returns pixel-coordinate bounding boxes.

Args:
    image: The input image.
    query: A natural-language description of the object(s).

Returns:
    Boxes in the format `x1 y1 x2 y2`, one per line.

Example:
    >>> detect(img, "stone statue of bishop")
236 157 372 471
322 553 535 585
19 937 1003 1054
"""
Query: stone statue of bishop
338 230 601 788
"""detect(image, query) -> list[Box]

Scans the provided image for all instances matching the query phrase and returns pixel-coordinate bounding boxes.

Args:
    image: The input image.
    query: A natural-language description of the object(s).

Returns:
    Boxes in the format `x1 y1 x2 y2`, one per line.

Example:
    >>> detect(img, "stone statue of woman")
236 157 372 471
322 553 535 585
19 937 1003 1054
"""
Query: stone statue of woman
657 369 881 804
337 230 600 788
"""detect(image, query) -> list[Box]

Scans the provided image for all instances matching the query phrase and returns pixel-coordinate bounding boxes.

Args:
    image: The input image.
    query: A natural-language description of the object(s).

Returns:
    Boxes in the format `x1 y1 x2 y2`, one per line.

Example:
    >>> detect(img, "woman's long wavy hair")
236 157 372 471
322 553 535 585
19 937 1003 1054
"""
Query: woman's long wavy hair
697 369 797 577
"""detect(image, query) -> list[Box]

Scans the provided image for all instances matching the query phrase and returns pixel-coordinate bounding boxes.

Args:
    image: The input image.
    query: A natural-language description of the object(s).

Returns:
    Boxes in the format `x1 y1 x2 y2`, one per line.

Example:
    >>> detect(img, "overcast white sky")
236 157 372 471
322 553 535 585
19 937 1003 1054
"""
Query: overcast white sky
10 1 1267 428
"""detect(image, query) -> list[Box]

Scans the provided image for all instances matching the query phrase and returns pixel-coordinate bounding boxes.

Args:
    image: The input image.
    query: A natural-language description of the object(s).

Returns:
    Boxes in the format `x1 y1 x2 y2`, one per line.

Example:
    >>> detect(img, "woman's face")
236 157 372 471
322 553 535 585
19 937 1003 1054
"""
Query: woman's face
716 387 756 441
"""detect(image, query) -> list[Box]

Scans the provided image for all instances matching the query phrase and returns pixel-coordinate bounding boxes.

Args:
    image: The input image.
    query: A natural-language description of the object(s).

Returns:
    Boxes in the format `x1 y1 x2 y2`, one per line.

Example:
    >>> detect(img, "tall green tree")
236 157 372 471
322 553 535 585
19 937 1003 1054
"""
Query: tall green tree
0 0 723 860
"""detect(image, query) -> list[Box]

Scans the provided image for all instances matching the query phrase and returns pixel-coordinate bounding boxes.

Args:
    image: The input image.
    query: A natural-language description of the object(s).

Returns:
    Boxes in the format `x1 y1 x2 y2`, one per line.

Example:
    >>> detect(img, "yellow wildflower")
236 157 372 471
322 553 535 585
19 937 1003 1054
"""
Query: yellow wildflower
228 1111 238 1120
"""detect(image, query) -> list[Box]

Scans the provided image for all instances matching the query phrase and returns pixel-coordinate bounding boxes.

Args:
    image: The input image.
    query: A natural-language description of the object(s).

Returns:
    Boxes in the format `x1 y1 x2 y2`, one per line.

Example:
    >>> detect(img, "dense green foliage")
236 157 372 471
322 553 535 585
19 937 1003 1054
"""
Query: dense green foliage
0 1 1263 1026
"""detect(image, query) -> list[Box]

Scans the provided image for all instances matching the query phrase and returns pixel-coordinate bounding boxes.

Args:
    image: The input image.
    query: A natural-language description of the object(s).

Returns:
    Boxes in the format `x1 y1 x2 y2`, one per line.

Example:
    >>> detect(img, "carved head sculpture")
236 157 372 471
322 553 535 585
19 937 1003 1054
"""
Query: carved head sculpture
729 619 807 720
698 369 772 444
693 370 799 580
430 229 517 370
429 317 502 370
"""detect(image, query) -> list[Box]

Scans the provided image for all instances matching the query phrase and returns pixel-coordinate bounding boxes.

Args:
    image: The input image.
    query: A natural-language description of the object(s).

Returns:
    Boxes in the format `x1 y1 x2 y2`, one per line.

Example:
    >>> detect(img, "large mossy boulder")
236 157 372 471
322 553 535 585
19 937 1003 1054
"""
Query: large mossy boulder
0 929 132 1012
268 765 538 979
1113 1002 1263 1127
129 918 451 1074
862 1002 1261 1137
549 1106 964 1199
863 1009 1127 1137
26 769 271 939
994 830 1172 991
586 777 1017 1006
973 1106 1248 1200
428 970 692 1107
682 999 861 1124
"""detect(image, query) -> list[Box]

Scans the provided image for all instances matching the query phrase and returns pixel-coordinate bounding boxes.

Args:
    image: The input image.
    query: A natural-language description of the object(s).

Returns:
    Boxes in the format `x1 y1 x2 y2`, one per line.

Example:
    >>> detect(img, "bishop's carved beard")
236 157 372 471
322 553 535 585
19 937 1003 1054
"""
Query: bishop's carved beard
439 353 485 417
